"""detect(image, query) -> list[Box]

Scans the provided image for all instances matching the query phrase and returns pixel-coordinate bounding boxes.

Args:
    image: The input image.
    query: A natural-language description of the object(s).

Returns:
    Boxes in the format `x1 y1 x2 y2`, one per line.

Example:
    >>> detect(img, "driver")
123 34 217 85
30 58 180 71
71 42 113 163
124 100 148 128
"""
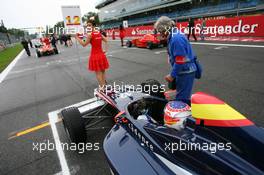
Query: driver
164 101 191 131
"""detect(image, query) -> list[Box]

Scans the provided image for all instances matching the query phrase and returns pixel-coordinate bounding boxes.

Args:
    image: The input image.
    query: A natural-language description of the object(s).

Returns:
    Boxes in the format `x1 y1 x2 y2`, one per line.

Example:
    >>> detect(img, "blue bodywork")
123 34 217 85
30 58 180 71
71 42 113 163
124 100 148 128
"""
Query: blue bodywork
100 90 264 175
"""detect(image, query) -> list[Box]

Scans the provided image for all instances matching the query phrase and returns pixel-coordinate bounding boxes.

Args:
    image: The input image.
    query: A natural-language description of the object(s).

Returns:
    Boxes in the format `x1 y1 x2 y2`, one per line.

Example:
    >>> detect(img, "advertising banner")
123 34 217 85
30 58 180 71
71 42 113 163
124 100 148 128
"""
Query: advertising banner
106 15 264 38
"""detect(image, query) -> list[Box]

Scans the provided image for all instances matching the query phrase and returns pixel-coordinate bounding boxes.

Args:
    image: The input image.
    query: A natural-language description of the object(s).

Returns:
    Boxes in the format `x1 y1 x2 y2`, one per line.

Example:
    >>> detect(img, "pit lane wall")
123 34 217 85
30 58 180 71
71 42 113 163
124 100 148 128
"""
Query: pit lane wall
106 15 264 38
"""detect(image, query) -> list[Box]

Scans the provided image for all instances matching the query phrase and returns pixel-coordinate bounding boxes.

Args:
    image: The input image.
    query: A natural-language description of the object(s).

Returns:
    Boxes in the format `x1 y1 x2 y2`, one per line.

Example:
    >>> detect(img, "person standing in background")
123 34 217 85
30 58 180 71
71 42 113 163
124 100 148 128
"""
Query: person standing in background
61 34 68 47
119 24 126 47
112 29 116 40
28 38 33 48
153 29 158 38
21 38 31 56
59 35 63 45
155 16 198 105
188 18 197 41
200 17 206 41
67 34 73 47
51 34 57 49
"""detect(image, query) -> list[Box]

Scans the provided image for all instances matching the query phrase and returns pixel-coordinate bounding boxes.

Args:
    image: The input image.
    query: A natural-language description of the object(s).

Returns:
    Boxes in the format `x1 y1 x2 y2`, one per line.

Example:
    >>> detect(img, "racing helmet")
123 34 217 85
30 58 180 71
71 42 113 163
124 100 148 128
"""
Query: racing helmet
164 101 191 130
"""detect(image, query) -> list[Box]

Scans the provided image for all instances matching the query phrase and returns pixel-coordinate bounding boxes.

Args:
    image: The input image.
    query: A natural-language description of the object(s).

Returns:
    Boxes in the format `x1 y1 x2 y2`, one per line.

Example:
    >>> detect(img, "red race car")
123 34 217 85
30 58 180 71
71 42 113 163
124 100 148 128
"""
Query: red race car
35 37 58 58
126 34 167 49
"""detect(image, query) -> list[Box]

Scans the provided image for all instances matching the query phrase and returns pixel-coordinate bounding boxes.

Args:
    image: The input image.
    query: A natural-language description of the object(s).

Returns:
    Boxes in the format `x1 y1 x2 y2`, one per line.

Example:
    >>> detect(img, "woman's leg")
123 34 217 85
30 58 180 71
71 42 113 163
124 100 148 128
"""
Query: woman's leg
95 71 106 90
120 38 124 46
102 70 109 87
95 71 104 89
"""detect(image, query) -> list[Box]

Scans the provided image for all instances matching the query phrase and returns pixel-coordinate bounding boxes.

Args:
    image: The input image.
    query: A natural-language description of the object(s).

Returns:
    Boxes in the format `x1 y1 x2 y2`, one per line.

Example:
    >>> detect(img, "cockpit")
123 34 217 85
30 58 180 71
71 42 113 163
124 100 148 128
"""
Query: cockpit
127 97 168 125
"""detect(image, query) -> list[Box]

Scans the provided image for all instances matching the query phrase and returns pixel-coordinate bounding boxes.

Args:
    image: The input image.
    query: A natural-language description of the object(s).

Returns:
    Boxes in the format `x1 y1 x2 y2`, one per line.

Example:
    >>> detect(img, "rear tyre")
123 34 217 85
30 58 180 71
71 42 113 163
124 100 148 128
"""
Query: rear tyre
147 42 153 50
61 107 87 144
54 48 59 54
126 40 132 47
36 51 41 58
141 79 165 98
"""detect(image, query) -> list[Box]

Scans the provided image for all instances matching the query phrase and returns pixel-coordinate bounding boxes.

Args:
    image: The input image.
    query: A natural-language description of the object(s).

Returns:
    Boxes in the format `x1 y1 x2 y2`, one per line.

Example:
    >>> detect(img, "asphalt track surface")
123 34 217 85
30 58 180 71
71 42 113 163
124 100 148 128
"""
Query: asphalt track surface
0 39 264 175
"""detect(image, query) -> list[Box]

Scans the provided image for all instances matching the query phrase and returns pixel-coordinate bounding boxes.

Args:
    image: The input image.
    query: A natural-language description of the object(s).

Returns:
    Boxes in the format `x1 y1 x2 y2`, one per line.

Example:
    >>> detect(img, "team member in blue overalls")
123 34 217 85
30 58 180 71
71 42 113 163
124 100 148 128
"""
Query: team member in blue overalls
154 16 197 105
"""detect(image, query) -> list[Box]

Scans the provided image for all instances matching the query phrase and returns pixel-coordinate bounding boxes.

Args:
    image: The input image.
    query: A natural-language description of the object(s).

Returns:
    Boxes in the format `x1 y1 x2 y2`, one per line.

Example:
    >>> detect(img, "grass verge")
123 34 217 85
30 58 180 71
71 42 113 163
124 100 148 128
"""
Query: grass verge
0 44 23 73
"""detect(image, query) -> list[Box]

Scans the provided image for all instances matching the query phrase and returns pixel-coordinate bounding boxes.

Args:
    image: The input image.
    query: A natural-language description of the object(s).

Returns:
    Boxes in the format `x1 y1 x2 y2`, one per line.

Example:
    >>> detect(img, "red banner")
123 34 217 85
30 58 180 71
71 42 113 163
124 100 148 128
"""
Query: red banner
106 15 264 38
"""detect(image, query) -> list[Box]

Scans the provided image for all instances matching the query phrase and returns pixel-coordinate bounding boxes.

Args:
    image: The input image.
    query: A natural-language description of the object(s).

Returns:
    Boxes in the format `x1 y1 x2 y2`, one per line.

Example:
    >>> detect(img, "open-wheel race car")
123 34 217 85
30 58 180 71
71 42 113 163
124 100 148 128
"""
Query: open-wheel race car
35 37 58 58
126 34 167 49
60 80 264 175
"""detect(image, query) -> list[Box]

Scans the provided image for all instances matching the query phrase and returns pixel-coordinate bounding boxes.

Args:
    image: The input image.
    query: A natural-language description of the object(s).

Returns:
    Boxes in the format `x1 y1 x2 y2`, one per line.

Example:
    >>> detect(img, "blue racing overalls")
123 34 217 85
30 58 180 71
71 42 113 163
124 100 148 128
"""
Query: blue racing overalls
167 29 197 105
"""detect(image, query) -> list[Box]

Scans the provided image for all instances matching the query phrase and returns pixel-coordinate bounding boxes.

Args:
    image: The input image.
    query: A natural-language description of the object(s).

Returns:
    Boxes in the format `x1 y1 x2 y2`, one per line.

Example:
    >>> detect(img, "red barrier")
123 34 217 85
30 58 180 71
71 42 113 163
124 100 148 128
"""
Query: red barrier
106 15 264 38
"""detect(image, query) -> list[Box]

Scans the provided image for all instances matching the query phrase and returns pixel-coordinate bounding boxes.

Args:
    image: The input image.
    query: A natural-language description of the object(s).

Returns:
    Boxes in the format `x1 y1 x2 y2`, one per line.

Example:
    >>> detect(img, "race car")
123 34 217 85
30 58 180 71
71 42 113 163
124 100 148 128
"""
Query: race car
35 37 58 58
126 34 167 49
60 80 264 175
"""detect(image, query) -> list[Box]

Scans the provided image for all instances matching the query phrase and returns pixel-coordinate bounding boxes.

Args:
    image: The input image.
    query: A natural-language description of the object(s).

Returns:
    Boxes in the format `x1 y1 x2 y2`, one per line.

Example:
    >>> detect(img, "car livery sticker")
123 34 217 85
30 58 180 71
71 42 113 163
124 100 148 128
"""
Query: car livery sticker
191 92 254 127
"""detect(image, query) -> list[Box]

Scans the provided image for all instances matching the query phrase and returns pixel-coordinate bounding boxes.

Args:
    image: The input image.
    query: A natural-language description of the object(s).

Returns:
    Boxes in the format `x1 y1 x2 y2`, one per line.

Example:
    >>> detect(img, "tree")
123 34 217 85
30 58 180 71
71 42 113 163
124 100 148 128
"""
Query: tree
7 28 25 37
53 21 65 35
0 25 7 33
54 21 64 28
82 12 100 24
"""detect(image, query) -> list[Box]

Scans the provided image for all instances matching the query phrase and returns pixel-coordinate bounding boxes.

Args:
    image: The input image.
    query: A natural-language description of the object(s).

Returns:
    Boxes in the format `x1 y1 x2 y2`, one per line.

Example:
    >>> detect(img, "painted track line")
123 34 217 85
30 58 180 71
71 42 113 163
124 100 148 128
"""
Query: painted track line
190 42 264 48
48 111 70 175
155 50 167 54
0 49 25 83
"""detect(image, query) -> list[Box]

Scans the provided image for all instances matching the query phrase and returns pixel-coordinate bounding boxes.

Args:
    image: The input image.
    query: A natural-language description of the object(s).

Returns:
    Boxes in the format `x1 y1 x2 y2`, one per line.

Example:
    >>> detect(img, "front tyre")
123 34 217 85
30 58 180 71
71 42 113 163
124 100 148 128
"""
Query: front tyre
54 48 59 54
147 42 153 50
126 40 132 47
36 50 41 58
61 107 87 144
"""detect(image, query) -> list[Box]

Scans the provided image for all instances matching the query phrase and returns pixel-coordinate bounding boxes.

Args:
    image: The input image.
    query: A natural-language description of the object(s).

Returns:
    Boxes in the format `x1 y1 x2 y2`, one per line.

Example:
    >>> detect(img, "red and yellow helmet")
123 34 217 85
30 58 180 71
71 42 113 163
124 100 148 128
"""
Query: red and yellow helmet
164 101 191 130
